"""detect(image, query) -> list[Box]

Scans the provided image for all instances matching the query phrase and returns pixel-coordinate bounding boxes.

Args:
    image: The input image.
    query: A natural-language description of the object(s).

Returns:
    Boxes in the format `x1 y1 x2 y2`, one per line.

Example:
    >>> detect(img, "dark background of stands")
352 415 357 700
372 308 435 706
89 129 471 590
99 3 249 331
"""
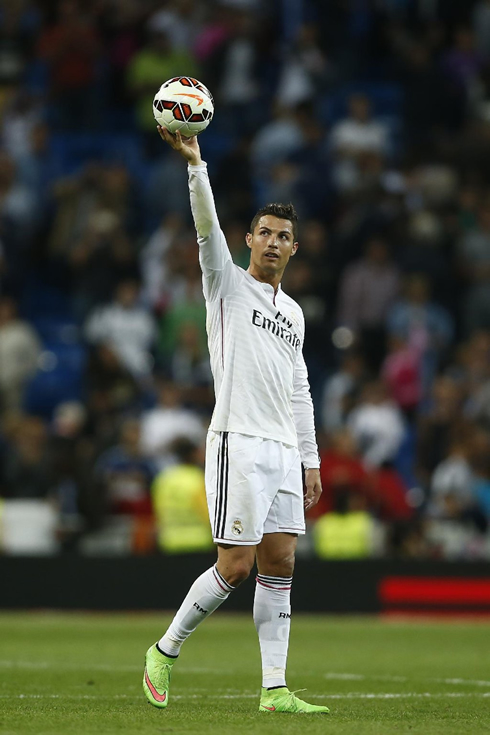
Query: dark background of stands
2 0 490 583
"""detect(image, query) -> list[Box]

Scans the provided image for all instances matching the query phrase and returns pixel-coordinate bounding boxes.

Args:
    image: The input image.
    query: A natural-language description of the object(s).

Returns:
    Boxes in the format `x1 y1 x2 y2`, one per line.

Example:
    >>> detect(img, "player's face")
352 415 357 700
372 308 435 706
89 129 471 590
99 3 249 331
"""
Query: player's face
246 215 298 276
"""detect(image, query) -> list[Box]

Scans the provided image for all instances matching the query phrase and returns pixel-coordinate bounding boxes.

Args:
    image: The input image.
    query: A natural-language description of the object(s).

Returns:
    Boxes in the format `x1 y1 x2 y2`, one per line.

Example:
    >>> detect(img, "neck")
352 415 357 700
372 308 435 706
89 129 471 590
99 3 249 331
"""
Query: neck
247 263 283 292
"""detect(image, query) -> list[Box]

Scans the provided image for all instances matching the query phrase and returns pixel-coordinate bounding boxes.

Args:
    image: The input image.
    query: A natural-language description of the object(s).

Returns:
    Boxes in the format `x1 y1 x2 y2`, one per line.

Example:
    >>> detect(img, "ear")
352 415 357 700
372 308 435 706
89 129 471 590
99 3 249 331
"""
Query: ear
246 232 252 250
291 242 299 256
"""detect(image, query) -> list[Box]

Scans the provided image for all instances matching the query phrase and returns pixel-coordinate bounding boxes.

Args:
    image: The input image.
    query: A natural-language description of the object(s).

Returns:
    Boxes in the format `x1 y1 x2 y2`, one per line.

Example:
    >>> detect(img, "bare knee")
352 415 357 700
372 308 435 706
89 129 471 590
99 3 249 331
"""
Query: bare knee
259 551 295 579
224 562 252 587
216 546 255 587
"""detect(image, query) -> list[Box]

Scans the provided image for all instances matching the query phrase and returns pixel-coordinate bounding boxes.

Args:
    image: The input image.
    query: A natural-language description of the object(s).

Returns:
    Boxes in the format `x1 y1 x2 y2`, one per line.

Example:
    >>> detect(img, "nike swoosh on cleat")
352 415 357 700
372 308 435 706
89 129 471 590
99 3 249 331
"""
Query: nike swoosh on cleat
262 705 276 711
144 668 167 703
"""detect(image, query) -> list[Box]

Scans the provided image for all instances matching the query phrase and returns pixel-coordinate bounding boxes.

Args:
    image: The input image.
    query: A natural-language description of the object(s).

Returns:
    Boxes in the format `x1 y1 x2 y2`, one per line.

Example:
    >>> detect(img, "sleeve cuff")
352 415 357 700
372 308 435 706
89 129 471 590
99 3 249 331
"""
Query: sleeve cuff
188 162 207 171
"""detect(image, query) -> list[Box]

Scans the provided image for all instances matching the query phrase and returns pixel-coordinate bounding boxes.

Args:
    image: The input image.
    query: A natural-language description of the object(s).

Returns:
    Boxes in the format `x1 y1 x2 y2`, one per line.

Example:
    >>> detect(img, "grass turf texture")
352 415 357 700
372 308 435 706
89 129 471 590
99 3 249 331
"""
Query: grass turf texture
0 613 489 735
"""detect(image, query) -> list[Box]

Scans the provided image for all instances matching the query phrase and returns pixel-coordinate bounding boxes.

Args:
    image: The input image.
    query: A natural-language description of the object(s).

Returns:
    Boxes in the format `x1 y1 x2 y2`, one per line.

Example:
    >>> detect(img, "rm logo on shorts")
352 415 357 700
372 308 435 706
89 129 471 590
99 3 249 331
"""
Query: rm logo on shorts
231 519 244 536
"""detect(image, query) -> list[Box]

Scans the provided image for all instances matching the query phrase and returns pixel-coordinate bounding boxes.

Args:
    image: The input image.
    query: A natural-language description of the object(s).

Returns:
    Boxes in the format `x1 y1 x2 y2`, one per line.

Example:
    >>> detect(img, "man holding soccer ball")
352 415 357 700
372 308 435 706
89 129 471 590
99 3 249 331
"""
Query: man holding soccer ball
143 120 329 715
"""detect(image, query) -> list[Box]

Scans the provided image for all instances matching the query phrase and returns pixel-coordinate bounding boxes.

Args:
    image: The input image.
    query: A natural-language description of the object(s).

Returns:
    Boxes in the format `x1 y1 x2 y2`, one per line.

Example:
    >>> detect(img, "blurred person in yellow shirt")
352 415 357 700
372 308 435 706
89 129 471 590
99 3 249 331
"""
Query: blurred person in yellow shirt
152 437 212 554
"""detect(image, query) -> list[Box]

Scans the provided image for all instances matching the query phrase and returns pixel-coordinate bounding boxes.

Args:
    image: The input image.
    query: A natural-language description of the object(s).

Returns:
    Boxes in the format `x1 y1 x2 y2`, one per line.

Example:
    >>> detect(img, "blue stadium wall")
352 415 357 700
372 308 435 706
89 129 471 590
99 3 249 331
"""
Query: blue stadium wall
2 557 490 615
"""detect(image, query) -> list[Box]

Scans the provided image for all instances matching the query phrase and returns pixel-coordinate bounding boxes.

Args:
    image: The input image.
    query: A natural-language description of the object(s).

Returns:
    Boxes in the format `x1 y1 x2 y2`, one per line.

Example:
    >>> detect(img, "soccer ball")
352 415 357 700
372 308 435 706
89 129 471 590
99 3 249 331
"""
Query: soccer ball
153 76 214 137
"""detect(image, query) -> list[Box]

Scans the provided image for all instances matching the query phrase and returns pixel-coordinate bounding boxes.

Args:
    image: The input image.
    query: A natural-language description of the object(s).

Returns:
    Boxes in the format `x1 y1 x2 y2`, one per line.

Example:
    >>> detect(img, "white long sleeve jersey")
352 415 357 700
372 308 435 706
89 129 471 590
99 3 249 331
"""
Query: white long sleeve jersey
189 162 319 469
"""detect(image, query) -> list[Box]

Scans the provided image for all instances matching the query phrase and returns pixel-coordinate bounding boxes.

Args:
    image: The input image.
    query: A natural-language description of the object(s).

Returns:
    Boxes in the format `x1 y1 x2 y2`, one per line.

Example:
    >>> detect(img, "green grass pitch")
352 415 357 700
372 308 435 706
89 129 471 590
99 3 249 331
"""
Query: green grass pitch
0 612 489 734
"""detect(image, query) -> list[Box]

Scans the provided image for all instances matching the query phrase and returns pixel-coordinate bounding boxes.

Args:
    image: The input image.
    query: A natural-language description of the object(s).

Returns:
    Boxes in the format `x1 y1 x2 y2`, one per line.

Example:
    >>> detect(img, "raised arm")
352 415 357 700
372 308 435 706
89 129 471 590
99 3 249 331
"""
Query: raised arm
157 127 236 301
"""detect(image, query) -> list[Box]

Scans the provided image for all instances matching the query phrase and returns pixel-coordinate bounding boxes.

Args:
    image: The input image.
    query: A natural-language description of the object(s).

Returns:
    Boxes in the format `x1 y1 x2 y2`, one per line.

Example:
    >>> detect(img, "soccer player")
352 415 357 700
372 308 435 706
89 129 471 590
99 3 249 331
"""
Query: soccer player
143 127 329 715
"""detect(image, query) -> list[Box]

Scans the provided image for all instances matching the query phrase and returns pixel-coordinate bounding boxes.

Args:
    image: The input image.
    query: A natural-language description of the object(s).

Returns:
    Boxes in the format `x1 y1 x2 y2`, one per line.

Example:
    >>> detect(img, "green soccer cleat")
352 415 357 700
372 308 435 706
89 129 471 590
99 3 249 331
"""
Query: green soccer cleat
143 644 174 708
259 686 330 714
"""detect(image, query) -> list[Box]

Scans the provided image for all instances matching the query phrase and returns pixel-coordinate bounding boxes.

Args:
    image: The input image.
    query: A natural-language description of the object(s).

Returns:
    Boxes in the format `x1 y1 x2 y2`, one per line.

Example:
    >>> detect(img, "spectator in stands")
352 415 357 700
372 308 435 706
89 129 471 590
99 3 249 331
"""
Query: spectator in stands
347 379 405 469
281 258 327 369
321 351 366 434
250 105 305 181
156 264 207 368
467 427 490 522
368 462 413 524
164 321 213 409
399 41 448 147
0 0 40 87
312 490 378 559
429 435 475 520
473 1 490 61
275 23 332 108
416 376 467 490
70 206 139 319
152 437 213 553
312 428 370 519
0 295 40 411
330 93 390 159
457 202 490 334
126 24 198 135
147 1 203 54
441 26 482 129
202 8 263 134
140 214 185 311
85 343 142 451
37 0 102 129
140 378 205 468
50 161 138 258
94 417 156 517
84 279 156 380
14 121 58 217
289 111 330 219
1 90 43 162
0 150 38 284
337 237 400 371
426 428 489 559
0 415 52 499
381 334 422 419
0 414 59 555
387 273 453 399
92 417 157 554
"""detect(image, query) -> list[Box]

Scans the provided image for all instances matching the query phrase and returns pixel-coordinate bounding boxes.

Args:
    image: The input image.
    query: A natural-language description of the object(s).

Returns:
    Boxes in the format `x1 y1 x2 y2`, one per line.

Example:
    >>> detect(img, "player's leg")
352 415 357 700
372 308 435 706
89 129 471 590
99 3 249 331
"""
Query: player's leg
144 430 258 709
254 444 329 714
144 544 254 708
159 543 255 656
255 531 296 690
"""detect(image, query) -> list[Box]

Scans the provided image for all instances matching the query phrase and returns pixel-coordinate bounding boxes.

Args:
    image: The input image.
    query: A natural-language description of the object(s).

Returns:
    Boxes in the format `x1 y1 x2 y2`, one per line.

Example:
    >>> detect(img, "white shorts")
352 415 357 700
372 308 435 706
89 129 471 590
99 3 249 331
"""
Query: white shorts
205 430 305 545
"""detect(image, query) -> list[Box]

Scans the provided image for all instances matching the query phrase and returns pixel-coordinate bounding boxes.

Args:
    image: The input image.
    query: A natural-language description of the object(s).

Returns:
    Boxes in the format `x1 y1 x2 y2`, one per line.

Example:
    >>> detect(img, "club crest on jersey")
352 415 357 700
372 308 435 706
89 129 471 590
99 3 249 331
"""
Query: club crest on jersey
231 519 244 536
252 309 301 350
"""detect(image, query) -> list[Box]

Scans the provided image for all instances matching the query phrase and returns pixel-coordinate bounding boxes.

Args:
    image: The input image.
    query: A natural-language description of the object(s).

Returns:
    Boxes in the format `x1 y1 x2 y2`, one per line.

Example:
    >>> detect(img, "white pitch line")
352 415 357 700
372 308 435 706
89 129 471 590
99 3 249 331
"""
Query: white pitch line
0 660 218 674
324 672 490 687
437 678 490 687
324 672 407 683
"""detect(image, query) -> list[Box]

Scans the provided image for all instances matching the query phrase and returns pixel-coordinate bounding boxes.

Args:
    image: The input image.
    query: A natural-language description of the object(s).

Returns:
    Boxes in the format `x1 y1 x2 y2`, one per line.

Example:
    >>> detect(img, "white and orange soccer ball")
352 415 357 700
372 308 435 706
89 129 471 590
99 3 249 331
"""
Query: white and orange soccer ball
153 76 214 137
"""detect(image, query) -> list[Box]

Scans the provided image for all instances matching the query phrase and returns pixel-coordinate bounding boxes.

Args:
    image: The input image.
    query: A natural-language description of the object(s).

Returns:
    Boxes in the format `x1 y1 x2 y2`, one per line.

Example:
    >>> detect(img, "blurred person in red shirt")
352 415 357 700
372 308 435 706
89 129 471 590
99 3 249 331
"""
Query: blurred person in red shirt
38 0 101 128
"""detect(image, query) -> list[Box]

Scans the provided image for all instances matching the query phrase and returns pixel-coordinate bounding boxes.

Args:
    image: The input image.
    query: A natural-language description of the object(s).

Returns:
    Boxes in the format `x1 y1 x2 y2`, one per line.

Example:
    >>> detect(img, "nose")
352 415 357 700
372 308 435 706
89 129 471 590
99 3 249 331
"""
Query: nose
268 235 278 248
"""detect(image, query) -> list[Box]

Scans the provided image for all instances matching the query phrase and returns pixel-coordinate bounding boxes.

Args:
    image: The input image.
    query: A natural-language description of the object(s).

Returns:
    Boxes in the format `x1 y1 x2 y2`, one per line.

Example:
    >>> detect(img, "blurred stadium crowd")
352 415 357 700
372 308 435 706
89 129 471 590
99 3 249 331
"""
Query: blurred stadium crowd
2 0 490 559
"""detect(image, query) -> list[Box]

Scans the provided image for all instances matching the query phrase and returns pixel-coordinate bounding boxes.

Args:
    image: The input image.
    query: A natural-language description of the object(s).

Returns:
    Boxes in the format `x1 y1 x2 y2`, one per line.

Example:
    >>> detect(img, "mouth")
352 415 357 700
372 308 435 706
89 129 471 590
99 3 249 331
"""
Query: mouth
264 252 279 260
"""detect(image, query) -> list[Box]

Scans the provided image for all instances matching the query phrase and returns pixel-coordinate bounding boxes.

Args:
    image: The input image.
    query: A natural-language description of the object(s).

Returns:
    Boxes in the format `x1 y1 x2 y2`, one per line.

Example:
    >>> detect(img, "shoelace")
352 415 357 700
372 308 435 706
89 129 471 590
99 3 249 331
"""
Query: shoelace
280 688 307 710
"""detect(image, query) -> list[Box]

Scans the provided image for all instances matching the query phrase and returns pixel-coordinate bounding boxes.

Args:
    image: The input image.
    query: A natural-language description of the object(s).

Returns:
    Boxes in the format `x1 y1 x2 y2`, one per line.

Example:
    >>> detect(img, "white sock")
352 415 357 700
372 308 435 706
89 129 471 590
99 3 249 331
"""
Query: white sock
253 573 293 689
158 565 234 657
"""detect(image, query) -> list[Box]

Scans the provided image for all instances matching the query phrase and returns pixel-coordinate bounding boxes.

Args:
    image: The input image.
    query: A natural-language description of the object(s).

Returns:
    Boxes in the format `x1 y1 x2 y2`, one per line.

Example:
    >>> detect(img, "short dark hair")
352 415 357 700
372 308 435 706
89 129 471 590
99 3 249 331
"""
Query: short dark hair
249 203 299 241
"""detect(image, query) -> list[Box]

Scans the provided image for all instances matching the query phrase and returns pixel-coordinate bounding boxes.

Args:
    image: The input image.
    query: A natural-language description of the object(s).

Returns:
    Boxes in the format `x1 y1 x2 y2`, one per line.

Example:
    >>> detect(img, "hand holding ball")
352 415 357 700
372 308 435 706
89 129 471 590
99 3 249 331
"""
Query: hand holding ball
153 76 214 138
